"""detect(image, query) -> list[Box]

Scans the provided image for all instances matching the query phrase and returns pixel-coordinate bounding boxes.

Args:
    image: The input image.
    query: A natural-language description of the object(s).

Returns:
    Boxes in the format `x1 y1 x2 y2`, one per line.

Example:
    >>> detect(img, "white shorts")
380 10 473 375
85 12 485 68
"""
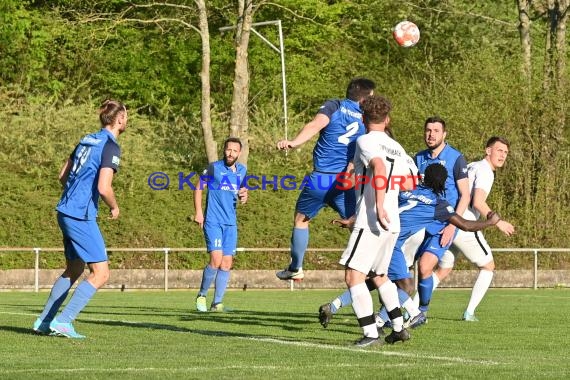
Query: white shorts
339 228 398 276
439 250 455 269
449 229 493 267
401 228 425 267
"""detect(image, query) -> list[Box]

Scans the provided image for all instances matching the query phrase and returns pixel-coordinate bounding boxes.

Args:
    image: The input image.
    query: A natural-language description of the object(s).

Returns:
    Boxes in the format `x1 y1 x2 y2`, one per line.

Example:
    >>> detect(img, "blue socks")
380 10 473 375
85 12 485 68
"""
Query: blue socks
199 265 217 296
199 265 231 304
39 276 72 322
289 227 309 270
57 281 96 323
337 290 353 310
418 276 434 312
213 269 230 304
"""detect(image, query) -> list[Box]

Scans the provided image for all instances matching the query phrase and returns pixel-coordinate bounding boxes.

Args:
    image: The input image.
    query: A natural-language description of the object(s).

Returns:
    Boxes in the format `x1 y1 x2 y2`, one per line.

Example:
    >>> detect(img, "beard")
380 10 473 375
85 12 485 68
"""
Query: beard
427 139 443 150
224 156 237 166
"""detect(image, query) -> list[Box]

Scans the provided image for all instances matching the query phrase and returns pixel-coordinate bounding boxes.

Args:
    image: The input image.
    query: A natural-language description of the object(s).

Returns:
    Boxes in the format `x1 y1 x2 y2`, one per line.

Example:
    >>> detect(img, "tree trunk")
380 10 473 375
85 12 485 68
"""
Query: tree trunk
555 0 568 93
543 0 556 91
196 0 217 163
517 0 532 93
229 0 254 165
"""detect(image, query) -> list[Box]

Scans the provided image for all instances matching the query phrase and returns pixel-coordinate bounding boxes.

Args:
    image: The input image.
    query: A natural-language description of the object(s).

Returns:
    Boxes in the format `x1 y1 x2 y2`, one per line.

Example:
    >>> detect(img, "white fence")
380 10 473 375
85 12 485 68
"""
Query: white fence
1 247 569 292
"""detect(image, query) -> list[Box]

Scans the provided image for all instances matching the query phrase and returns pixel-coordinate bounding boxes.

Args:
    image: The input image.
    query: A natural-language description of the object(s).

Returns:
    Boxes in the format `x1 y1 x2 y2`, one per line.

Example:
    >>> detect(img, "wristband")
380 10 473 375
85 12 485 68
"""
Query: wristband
487 211 501 223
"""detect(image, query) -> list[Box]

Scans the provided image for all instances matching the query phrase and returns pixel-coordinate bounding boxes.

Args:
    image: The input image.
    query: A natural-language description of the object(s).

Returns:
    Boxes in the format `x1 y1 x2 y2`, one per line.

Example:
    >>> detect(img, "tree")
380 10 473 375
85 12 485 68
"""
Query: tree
69 1 220 162
228 0 255 165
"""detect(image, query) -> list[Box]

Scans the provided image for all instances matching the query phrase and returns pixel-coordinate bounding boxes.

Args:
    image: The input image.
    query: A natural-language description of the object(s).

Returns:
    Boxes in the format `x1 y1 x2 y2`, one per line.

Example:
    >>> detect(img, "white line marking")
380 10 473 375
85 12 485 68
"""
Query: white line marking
0 363 412 375
237 336 500 365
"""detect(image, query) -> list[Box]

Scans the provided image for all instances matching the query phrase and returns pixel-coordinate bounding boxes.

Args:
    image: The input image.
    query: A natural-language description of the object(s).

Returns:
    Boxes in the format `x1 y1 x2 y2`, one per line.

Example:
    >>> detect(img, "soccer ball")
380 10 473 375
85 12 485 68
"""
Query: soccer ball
392 21 420 47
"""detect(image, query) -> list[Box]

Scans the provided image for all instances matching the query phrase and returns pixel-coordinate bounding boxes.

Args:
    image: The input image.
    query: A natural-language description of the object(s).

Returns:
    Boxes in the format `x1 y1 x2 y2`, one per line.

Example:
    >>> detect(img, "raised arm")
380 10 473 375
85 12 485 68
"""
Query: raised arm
276 114 329 150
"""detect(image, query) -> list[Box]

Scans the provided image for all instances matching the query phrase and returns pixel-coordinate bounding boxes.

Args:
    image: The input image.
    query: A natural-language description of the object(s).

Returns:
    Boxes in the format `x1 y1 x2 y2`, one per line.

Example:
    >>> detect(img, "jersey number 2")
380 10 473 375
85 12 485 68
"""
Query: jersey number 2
337 122 359 145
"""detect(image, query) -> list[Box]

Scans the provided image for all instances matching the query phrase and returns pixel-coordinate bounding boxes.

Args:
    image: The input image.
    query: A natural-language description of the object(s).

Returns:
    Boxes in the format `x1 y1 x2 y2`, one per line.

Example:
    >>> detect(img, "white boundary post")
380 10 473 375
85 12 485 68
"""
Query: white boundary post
33 248 40 293
164 248 170 292
533 249 538 290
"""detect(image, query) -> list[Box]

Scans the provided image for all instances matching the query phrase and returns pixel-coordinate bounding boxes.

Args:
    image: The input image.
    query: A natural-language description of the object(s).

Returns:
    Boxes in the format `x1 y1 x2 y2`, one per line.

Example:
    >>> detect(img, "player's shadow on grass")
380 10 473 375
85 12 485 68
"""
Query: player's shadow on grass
79 307 186 319
0 325 42 335
180 309 358 334
180 309 318 331
79 319 343 344
83 319 193 332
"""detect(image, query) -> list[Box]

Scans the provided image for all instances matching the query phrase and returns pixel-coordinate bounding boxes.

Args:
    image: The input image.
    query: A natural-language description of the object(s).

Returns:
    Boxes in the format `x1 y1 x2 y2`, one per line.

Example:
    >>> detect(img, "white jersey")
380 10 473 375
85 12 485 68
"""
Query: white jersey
352 131 413 233
462 158 494 221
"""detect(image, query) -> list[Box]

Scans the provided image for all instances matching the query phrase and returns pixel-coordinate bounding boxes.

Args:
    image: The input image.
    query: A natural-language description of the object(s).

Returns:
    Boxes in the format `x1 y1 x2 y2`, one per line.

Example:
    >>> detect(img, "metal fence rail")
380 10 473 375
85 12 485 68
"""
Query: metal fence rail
0 247 569 292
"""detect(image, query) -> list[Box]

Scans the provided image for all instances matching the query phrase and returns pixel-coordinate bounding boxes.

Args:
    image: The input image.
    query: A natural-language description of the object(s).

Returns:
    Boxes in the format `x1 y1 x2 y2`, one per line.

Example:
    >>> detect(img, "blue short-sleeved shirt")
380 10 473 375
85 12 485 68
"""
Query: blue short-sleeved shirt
202 160 247 226
388 186 457 280
56 128 121 220
312 99 366 173
414 144 468 208
399 186 456 234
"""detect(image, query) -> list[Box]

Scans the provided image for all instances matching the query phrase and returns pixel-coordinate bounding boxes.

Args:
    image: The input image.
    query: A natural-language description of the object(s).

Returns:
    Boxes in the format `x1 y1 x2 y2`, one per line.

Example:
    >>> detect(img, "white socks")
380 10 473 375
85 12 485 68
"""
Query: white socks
466 270 494 314
349 283 377 338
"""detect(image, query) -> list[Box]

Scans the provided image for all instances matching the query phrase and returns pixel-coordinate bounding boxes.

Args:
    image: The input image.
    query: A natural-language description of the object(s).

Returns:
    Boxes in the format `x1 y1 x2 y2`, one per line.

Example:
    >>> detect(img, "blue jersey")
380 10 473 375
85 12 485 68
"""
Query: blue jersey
398 186 456 234
414 144 468 207
203 160 247 226
56 128 121 220
312 99 365 173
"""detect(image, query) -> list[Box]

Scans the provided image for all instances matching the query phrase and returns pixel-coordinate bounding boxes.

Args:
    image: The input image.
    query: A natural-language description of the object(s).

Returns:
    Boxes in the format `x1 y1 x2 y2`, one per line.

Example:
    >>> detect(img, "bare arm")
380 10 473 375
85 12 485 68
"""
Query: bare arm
193 184 205 229
238 186 248 204
370 157 389 230
58 158 73 186
449 211 500 232
97 167 119 219
276 114 329 150
472 187 515 236
440 177 470 246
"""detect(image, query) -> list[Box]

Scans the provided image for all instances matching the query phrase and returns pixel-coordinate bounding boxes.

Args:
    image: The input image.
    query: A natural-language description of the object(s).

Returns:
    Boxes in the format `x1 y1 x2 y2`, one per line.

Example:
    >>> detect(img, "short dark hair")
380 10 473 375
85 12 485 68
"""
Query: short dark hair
424 116 446 131
346 78 375 102
361 95 392 124
423 163 448 196
486 136 510 148
99 99 126 126
224 137 242 150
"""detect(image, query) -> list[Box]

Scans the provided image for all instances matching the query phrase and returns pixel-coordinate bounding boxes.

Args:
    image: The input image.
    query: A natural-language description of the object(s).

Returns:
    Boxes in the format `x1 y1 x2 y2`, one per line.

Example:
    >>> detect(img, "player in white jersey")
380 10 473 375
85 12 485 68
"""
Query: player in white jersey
338 95 415 347
435 137 515 321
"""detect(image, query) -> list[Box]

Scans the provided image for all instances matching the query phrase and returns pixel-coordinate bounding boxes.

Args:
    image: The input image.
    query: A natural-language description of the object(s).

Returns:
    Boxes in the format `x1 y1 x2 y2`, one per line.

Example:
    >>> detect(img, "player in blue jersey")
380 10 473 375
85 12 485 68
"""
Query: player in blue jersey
194 137 248 312
33 100 128 338
413 116 471 315
319 164 499 329
275 78 376 281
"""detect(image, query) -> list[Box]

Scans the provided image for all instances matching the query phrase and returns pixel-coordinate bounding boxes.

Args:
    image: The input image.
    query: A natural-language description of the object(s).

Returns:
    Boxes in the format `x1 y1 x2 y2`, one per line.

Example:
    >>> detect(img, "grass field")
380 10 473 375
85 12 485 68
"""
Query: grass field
0 289 568 379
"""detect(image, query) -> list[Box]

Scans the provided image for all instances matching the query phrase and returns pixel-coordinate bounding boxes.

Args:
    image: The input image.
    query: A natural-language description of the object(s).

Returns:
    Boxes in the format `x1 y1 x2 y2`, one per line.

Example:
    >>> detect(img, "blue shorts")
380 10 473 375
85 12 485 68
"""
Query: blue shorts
416 227 459 260
295 171 355 219
203 222 238 255
57 212 107 263
388 239 413 281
